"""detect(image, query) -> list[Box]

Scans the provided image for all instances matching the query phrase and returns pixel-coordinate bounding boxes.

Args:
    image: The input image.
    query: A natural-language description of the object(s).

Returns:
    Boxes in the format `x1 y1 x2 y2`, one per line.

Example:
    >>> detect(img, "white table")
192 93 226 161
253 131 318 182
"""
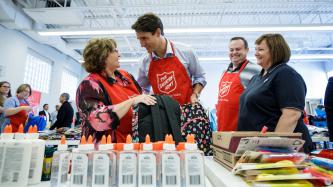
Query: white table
204 157 249 187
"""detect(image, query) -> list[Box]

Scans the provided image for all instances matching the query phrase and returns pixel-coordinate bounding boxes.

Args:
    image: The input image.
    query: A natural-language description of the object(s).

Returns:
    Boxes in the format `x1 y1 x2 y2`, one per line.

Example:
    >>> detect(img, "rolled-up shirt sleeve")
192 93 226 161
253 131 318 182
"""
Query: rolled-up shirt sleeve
186 47 207 87
137 56 152 94
76 79 119 132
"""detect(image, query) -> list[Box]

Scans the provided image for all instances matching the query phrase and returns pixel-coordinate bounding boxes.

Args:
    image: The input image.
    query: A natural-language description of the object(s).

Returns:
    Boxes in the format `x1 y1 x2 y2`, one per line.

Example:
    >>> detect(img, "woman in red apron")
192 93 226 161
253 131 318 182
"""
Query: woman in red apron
77 38 156 144
4 84 33 132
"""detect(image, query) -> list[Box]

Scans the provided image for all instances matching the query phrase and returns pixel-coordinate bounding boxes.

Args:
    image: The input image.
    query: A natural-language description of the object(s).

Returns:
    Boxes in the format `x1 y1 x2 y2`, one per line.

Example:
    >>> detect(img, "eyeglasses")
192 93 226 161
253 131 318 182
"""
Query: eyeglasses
1 85 10 88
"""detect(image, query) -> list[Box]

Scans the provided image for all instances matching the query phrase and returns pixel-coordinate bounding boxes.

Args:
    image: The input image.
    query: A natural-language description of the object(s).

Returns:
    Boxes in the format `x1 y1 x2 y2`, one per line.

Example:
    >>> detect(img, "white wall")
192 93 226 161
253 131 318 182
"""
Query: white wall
289 61 327 101
0 25 83 112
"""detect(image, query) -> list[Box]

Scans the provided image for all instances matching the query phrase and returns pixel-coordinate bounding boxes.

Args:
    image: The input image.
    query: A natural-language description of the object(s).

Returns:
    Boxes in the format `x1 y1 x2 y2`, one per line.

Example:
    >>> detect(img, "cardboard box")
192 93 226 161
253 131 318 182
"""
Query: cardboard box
212 145 240 170
212 131 303 154
211 131 304 170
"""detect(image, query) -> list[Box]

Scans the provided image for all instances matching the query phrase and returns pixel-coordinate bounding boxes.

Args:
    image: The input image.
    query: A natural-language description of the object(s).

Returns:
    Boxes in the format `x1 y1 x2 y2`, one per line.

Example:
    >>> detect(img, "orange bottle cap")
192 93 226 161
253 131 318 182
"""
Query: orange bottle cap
100 135 106 144
81 135 87 144
176 142 185 151
126 134 132 144
33 125 38 133
87 135 93 144
107 135 112 144
17 124 24 133
60 135 67 144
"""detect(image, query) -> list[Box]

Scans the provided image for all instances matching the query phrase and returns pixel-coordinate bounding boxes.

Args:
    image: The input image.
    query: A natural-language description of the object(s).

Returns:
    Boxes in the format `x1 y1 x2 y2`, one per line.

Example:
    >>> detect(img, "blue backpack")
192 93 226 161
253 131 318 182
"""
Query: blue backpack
24 113 47 132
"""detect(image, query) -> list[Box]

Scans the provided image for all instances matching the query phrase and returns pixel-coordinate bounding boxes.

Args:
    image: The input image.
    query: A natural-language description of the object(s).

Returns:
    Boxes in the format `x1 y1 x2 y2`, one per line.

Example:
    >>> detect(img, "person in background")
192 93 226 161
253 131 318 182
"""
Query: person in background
76 38 156 144
50 104 60 126
132 13 206 105
4 84 32 132
50 93 74 132
39 103 51 124
237 33 313 153
216 37 260 131
0 81 12 132
324 77 333 141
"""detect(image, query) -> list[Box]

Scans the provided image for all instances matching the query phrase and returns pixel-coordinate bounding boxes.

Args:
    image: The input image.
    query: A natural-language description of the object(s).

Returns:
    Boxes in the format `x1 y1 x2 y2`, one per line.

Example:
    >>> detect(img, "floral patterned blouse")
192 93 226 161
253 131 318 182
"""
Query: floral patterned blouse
76 70 142 144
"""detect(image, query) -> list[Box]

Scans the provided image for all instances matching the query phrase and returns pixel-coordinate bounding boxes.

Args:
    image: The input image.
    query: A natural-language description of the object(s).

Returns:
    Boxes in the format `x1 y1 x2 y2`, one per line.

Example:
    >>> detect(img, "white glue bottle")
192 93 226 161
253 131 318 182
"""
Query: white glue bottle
161 135 181 187
178 134 205 187
138 135 159 187
25 125 46 184
50 135 70 187
71 135 94 187
0 124 32 187
92 135 117 187
117 134 138 187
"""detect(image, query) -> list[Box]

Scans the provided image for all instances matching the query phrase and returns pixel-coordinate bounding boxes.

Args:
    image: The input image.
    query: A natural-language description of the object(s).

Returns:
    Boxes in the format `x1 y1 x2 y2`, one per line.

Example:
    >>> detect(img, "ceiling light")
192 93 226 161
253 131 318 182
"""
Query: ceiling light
38 24 333 36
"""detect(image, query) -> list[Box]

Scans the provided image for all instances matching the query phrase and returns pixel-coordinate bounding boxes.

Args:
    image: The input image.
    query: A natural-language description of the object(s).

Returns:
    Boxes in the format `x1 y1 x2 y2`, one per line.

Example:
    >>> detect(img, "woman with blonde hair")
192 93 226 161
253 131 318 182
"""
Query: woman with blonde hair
4 84 32 132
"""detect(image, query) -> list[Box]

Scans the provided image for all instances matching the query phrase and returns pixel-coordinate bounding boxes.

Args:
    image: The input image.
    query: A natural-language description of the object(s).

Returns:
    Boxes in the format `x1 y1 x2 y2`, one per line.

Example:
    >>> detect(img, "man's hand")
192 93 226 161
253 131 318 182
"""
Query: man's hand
190 93 199 104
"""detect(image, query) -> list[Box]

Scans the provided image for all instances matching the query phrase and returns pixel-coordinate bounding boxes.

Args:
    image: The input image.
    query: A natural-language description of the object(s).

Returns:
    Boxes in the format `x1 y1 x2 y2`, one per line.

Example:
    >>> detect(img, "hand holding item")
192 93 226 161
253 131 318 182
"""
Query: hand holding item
132 94 157 106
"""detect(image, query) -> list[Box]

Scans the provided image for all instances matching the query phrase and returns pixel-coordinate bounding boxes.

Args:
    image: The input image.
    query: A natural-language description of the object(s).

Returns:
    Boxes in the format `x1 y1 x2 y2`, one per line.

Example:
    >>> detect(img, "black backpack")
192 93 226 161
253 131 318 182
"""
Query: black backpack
137 95 183 143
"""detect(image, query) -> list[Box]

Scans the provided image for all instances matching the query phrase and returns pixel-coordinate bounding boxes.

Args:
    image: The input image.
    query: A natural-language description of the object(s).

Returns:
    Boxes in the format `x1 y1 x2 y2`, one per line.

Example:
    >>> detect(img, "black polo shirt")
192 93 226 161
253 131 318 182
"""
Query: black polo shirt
237 63 313 152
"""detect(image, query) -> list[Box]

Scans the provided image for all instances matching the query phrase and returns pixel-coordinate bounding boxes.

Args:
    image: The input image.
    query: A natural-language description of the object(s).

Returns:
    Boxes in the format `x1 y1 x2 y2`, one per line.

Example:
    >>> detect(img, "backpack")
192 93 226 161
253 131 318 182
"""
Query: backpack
137 95 183 143
181 103 213 155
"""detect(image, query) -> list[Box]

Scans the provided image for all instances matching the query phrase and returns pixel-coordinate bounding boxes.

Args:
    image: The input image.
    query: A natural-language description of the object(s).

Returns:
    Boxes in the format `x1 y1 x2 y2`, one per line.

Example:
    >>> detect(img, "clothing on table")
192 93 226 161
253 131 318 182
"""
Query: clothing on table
237 63 313 153
76 70 142 144
216 60 260 131
39 110 51 122
49 101 74 130
4 96 30 132
137 38 206 94
324 77 333 141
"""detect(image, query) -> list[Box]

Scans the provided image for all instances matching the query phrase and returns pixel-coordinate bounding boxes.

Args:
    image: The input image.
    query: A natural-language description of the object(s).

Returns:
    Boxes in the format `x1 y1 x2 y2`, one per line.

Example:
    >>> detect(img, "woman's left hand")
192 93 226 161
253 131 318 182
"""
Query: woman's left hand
132 94 157 105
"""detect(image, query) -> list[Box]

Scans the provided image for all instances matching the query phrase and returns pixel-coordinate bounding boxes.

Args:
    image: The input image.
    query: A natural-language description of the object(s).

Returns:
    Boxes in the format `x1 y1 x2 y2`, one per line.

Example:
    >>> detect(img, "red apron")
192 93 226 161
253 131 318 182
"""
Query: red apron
9 100 29 133
216 60 248 131
148 42 193 105
91 70 140 142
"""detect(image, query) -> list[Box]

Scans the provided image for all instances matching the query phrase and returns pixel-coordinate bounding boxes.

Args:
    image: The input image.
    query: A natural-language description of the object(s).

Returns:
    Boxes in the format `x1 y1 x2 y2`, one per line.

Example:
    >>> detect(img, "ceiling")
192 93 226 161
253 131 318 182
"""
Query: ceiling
1 0 333 64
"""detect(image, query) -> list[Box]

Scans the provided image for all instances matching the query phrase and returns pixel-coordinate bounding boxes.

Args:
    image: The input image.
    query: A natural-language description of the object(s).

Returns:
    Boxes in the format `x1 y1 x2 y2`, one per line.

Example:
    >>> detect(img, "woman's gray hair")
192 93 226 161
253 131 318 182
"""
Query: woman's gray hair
61 93 70 101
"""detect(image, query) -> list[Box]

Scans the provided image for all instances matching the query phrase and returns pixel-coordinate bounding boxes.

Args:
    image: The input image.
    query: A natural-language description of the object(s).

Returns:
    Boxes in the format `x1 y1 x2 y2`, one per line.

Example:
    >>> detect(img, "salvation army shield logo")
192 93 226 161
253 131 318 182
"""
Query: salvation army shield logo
219 81 232 98
157 71 177 94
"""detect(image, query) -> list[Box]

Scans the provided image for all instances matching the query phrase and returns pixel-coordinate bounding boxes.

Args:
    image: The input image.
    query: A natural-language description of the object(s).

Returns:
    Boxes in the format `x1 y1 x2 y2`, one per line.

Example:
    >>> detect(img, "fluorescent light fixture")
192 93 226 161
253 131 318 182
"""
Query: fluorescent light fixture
198 54 333 62
39 29 134 36
38 24 333 36
79 54 333 63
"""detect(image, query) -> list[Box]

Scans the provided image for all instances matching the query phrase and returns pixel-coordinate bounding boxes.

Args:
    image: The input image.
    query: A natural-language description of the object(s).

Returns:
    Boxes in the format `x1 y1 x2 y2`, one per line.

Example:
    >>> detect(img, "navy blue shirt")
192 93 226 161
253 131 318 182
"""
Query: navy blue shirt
237 63 313 152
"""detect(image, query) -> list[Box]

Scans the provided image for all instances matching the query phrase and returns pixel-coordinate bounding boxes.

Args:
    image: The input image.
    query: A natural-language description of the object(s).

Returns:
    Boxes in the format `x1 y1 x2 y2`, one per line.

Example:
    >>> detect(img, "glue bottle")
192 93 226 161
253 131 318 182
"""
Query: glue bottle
117 135 138 187
92 135 117 187
161 135 181 187
25 125 46 184
138 135 159 187
71 135 94 187
50 135 70 187
0 124 32 187
179 134 205 187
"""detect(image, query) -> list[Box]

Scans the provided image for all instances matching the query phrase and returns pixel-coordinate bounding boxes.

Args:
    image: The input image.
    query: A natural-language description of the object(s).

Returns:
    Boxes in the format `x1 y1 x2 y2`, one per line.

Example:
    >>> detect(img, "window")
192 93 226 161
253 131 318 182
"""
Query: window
327 71 333 78
60 70 78 101
24 50 52 93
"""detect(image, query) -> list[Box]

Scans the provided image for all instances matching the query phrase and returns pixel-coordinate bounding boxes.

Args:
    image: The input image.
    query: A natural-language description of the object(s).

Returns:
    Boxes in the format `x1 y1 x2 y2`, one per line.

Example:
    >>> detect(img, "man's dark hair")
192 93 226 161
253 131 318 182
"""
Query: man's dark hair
230 37 249 49
43 104 48 108
131 12 164 35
